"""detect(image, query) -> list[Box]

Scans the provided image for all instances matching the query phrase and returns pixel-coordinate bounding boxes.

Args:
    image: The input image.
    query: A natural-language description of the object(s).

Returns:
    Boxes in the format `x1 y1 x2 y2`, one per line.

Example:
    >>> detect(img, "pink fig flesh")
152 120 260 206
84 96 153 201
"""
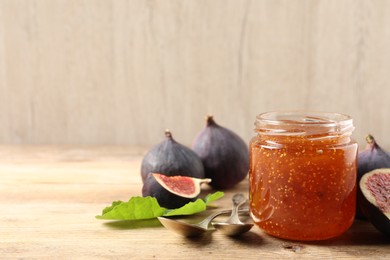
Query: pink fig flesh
358 169 390 237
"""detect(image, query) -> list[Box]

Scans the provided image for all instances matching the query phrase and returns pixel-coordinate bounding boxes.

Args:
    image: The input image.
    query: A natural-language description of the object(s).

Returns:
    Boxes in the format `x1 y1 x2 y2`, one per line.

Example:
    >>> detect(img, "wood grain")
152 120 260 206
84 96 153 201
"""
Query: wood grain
1 1 390 148
0 146 389 259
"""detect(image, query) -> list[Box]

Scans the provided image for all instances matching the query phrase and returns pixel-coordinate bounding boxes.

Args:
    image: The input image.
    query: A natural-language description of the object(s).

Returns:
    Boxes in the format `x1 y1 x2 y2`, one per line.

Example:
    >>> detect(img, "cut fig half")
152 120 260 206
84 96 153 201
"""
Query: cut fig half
359 169 390 237
152 173 211 199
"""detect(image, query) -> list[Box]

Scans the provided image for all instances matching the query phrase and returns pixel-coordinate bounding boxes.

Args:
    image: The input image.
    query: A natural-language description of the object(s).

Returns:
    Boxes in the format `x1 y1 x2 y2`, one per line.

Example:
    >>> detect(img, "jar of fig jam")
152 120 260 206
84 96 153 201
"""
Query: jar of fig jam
249 111 358 241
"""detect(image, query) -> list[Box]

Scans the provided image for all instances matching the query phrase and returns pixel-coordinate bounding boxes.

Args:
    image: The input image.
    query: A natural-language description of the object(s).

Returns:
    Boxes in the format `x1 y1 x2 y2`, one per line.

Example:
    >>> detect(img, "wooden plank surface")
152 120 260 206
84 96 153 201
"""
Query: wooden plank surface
1 1 390 148
0 146 389 259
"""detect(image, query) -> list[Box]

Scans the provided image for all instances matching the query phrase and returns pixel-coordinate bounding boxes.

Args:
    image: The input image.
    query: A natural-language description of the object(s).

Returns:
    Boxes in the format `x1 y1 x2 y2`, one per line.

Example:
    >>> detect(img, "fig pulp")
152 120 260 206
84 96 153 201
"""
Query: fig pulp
141 130 205 208
152 173 211 198
192 116 249 189
358 169 390 237
142 176 195 208
356 135 390 219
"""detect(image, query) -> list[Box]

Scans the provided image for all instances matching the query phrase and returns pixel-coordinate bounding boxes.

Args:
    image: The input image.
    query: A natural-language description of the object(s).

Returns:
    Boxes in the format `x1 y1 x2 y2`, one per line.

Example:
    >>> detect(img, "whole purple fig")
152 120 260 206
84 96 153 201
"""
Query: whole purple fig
192 115 249 189
140 130 205 182
141 130 205 208
356 134 390 219
358 135 390 180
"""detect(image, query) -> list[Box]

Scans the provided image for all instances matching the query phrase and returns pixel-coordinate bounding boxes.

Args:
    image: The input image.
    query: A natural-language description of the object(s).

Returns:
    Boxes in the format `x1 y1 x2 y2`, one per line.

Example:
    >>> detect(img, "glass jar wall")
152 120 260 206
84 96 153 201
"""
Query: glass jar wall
249 111 358 241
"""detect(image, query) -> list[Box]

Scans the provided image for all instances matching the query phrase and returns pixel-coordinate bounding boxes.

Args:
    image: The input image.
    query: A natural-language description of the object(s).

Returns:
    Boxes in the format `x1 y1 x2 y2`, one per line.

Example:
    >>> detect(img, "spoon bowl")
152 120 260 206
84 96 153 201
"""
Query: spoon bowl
211 222 253 236
158 209 242 237
212 193 254 236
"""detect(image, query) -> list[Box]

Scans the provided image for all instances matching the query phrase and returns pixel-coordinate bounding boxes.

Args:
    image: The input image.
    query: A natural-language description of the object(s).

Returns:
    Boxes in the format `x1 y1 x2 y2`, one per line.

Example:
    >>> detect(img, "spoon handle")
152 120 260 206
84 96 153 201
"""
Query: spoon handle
227 193 248 224
197 208 248 230
232 193 246 206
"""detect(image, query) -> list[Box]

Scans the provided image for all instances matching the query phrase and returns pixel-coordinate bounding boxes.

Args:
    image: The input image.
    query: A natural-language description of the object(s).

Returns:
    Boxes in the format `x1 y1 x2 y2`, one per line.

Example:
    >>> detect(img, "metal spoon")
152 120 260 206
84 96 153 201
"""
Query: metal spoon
158 194 249 237
158 209 246 237
212 193 254 236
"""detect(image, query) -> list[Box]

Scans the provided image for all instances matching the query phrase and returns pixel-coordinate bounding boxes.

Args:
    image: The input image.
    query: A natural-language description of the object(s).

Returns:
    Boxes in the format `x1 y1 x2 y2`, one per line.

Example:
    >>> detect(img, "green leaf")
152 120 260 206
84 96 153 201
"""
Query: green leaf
204 191 224 205
96 196 166 220
96 192 224 221
163 199 206 217
102 200 123 215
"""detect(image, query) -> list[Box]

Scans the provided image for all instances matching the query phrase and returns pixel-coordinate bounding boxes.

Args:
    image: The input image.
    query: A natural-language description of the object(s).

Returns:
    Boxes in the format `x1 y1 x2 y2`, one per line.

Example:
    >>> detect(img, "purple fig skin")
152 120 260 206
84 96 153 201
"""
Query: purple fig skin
358 135 390 180
192 116 249 189
141 130 205 208
356 135 390 219
140 130 205 182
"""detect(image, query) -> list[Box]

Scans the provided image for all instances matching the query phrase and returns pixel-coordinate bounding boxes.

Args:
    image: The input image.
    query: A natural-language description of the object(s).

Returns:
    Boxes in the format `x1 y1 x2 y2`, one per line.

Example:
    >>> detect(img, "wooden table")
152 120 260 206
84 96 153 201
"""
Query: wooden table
1 146 389 259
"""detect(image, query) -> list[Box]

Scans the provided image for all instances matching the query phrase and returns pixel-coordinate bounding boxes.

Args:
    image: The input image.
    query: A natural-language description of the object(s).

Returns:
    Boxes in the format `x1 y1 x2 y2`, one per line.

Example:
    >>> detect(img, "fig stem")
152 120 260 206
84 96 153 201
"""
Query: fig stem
366 134 375 144
165 129 172 138
205 115 216 126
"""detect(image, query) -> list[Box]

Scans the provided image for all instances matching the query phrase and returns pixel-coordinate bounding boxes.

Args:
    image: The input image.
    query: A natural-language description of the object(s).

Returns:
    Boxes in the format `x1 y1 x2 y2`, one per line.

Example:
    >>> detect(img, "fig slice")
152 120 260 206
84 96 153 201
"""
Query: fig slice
152 173 211 199
359 169 390 237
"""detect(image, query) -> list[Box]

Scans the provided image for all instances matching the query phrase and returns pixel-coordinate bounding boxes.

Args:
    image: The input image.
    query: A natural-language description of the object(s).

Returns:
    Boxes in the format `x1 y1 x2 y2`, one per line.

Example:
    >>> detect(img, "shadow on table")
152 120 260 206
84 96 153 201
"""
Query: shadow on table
276 220 390 248
227 231 264 246
306 220 390 246
183 229 264 247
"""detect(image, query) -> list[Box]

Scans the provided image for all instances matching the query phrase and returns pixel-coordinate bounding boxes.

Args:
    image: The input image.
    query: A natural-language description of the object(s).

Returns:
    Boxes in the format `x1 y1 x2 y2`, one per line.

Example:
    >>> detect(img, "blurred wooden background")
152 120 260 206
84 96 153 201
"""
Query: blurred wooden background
1 0 390 148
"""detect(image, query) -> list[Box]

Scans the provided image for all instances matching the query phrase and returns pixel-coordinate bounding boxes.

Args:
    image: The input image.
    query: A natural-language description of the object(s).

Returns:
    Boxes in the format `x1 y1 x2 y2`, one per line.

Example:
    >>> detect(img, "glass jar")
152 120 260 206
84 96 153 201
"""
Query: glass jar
249 111 358 241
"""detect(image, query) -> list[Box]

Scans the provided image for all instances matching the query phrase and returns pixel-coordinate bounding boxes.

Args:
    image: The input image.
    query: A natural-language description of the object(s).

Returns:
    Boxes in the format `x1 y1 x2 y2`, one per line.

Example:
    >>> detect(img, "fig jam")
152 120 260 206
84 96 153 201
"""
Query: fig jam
249 112 358 241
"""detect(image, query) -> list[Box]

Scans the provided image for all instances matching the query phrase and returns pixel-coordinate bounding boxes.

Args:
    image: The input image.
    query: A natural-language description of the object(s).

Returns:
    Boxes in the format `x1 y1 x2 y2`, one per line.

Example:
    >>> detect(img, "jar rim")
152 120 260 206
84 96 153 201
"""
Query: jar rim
255 111 354 136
